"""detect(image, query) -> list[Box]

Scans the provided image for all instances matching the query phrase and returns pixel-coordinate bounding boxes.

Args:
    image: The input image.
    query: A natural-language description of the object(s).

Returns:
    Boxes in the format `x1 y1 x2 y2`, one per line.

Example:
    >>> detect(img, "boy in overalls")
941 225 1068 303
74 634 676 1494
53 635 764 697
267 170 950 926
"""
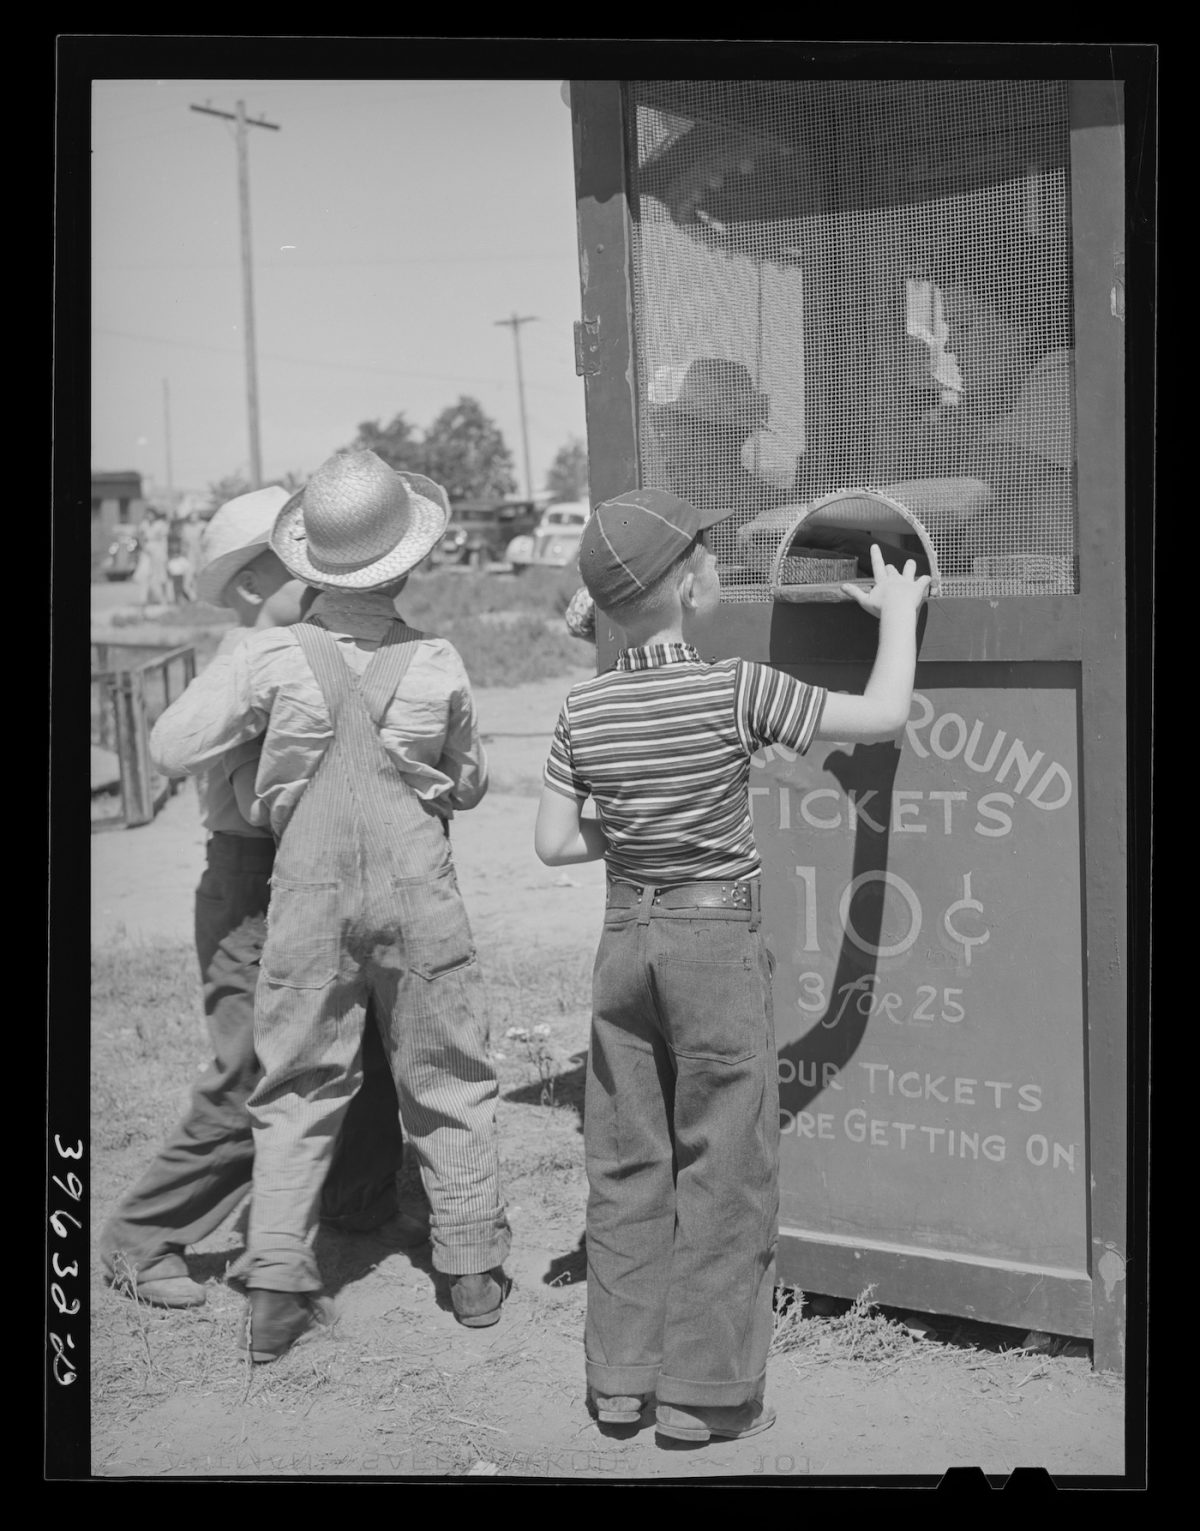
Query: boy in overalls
151 451 510 1360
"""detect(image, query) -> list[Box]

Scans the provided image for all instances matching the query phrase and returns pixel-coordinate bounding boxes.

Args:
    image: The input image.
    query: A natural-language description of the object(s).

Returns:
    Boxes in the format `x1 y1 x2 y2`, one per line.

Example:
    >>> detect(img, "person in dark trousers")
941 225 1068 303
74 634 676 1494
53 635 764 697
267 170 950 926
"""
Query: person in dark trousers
151 452 510 1362
101 488 412 1309
535 487 929 1442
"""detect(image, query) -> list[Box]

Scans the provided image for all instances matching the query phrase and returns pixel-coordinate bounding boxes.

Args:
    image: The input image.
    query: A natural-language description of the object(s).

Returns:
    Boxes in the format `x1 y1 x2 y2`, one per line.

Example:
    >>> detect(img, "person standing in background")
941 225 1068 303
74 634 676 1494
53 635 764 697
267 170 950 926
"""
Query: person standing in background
142 506 171 606
180 509 206 602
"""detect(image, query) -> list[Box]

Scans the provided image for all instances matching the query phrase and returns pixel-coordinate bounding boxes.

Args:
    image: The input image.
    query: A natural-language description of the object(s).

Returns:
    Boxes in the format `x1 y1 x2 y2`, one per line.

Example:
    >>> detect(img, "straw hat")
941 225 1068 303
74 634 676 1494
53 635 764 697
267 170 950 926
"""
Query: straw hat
271 451 450 590
195 485 292 607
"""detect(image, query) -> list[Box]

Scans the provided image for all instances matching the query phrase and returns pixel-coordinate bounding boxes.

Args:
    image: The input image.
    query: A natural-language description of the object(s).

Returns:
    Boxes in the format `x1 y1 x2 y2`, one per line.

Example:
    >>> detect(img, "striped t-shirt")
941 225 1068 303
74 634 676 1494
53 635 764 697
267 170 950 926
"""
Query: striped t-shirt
544 642 826 882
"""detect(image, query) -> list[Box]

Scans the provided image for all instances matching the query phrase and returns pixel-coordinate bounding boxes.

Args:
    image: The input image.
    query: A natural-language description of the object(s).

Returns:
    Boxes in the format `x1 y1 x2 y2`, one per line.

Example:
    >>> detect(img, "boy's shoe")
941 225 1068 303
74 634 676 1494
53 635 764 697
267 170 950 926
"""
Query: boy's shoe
588 1391 649 1425
243 1289 330 1364
121 1275 207 1309
375 1204 432 1248
655 1400 777 1443
449 1271 504 1328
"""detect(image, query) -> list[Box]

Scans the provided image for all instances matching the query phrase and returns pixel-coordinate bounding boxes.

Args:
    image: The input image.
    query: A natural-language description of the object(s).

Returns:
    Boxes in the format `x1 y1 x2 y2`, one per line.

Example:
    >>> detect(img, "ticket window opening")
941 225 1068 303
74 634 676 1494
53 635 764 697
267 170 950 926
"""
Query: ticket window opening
726 490 942 604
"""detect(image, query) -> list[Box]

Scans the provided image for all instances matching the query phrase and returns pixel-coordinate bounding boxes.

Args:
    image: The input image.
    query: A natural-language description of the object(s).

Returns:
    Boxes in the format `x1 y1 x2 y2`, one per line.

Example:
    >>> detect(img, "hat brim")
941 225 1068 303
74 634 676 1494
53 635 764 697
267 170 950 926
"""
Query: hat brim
194 534 272 606
694 502 741 532
269 470 450 590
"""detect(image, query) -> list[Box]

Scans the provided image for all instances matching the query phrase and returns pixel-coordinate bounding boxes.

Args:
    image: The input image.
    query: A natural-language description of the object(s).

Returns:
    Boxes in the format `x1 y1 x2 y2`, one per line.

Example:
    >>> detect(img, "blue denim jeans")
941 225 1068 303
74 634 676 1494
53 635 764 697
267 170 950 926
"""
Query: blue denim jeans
583 890 780 1407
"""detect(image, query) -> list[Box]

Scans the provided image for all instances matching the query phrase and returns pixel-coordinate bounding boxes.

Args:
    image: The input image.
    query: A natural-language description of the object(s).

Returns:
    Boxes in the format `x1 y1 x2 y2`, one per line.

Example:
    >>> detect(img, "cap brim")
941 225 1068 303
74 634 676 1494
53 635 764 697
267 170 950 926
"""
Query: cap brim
695 502 741 531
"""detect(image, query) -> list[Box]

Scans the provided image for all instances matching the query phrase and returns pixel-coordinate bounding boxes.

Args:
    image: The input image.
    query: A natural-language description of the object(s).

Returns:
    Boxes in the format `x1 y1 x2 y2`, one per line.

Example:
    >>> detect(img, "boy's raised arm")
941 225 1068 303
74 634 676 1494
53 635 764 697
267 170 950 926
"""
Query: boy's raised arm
815 543 931 743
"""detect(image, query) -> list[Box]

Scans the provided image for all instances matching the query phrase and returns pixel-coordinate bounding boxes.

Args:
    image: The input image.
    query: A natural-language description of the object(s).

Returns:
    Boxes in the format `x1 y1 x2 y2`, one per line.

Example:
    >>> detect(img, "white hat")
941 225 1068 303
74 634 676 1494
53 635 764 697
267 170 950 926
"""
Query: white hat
195 485 292 607
270 450 450 590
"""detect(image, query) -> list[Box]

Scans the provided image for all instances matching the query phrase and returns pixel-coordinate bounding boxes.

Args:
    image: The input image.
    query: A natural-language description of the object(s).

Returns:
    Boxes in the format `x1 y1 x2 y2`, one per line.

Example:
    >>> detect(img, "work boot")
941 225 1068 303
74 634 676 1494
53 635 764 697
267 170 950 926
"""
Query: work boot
122 1275 207 1309
588 1390 648 1425
449 1271 504 1328
655 1400 777 1443
243 1289 328 1364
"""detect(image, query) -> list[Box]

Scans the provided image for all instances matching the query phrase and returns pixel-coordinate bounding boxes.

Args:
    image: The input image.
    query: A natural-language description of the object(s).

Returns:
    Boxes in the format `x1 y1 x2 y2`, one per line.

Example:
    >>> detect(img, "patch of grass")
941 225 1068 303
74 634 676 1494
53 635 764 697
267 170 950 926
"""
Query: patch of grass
104 572 591 689
771 1284 922 1372
439 613 587 688
91 938 204 1152
402 568 579 627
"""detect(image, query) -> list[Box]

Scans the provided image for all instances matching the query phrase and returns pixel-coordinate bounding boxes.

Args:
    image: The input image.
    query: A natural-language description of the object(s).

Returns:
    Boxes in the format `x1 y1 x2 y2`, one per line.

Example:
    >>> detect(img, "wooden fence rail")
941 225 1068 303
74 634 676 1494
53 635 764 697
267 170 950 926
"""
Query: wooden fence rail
91 644 196 829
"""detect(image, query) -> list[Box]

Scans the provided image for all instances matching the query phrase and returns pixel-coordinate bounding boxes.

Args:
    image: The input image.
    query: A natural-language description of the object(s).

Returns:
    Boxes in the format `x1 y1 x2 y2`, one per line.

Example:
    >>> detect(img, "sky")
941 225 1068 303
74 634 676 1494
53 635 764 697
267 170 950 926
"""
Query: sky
91 78 588 498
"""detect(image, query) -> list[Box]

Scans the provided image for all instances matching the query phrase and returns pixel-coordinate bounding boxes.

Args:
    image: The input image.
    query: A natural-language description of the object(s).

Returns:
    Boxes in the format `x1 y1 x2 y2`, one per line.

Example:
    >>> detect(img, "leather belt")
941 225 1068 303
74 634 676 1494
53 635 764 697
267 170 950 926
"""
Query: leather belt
606 877 760 912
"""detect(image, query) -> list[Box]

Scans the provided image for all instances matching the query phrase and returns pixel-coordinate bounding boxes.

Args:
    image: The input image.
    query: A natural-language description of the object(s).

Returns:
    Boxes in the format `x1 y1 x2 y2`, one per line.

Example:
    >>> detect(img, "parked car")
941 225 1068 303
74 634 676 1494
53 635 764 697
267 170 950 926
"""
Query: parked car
431 499 541 568
101 527 141 581
506 502 590 573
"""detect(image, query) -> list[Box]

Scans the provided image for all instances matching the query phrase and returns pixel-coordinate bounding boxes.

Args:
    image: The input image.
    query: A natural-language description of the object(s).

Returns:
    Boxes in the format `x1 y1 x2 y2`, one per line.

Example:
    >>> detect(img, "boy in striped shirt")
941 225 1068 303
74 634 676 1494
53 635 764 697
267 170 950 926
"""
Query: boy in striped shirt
536 487 930 1443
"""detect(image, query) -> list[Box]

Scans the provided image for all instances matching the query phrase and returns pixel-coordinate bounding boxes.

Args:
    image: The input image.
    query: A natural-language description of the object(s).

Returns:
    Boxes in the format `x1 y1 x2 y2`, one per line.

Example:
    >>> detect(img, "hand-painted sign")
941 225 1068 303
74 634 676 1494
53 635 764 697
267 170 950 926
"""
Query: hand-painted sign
755 674 1086 1276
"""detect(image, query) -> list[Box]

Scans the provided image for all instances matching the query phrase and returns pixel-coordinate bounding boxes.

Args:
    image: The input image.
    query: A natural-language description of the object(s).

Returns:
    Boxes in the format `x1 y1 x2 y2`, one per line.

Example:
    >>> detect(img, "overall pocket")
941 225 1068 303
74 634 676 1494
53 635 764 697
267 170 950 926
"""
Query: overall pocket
261 880 341 989
391 869 476 980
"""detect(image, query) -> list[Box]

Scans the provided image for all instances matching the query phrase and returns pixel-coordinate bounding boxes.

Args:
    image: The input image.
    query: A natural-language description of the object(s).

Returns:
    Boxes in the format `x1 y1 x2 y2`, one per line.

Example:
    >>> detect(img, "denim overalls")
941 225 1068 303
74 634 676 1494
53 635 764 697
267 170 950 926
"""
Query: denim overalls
242 618 510 1292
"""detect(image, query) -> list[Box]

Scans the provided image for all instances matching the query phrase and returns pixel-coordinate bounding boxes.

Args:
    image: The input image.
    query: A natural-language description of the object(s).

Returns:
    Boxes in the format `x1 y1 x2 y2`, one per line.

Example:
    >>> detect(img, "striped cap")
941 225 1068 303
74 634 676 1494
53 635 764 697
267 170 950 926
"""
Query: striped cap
578 487 735 610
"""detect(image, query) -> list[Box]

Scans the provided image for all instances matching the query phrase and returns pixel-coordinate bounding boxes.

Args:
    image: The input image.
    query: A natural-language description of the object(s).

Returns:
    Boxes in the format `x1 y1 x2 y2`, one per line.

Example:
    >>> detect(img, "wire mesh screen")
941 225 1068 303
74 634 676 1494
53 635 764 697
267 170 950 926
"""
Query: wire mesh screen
628 81 1076 600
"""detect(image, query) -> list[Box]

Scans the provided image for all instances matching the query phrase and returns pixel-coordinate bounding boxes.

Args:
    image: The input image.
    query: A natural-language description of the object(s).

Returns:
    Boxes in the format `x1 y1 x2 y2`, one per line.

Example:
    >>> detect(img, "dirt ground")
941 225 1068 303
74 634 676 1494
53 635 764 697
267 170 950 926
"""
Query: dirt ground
89 666 1125 1482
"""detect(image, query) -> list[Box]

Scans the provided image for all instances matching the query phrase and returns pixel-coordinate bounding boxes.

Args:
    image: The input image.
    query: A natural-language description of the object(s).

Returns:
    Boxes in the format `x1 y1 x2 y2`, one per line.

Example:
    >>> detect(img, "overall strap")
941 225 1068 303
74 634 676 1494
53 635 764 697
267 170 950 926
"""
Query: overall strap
359 620 422 725
292 617 433 833
293 619 357 724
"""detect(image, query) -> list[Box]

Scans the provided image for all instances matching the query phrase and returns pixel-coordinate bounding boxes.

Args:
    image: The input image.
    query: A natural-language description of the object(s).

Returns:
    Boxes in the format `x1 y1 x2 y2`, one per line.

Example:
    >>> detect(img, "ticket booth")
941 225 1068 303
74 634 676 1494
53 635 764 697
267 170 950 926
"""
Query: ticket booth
569 78 1127 1371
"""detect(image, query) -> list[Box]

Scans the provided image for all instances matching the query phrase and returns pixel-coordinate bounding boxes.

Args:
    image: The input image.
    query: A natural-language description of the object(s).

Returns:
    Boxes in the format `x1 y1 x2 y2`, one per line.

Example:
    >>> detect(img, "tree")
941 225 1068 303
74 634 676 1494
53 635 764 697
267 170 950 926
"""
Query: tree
348 413 428 475
205 473 253 514
420 396 516 501
205 469 306 517
545 436 589 502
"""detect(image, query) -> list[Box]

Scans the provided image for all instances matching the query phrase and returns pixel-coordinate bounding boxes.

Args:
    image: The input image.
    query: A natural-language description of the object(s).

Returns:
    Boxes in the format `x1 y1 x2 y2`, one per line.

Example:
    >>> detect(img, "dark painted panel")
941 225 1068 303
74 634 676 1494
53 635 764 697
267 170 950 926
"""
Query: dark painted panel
689 596 1082 667
776 1235 1094 1338
757 676 1086 1285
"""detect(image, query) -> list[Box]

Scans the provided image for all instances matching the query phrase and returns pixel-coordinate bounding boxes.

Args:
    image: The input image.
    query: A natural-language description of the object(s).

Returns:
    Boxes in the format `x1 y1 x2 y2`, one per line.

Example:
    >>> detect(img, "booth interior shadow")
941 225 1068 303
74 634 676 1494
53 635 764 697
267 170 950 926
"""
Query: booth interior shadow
777 739 903 1117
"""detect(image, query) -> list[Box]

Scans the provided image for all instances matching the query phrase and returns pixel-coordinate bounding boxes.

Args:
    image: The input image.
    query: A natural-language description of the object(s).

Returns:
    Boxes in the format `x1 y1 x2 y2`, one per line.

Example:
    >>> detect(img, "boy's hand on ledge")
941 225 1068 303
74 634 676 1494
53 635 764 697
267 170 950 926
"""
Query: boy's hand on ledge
842 543 932 619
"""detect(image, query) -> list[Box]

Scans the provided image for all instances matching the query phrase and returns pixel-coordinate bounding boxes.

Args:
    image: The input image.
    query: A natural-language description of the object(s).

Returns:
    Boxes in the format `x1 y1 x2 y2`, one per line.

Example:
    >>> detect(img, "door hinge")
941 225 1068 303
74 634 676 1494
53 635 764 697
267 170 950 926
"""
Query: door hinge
574 318 601 377
1111 250 1125 324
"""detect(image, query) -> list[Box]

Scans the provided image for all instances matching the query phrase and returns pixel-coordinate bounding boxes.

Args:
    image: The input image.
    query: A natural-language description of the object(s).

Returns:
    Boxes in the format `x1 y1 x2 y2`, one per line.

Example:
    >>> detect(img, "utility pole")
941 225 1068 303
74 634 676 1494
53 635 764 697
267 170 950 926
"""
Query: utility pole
494 311 538 502
162 378 174 496
190 99 280 488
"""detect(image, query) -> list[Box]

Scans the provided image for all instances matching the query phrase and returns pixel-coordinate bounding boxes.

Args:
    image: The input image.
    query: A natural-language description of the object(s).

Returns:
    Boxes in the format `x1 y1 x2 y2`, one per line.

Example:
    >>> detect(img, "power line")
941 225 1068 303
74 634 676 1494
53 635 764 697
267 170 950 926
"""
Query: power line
93 251 577 272
91 324 573 395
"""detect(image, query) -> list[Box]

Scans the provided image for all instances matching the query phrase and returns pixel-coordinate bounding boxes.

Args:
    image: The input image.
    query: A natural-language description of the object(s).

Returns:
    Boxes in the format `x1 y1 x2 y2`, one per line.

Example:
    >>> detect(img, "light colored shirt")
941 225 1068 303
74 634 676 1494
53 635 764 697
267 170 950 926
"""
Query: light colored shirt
151 590 488 841
544 642 825 883
981 348 1074 471
194 626 272 838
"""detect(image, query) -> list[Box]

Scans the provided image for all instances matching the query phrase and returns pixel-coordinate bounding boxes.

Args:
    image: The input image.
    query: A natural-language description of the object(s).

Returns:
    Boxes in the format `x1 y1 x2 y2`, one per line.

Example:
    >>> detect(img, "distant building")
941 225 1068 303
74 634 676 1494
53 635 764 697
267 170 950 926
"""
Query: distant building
91 470 146 565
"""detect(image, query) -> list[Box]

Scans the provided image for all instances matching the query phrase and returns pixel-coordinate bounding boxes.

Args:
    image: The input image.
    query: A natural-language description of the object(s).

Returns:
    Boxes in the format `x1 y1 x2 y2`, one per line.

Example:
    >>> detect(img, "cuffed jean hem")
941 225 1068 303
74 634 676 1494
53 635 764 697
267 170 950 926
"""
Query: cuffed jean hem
429 1219 511 1276
101 1244 191 1284
655 1368 768 1408
238 1249 325 1295
585 1358 661 1397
